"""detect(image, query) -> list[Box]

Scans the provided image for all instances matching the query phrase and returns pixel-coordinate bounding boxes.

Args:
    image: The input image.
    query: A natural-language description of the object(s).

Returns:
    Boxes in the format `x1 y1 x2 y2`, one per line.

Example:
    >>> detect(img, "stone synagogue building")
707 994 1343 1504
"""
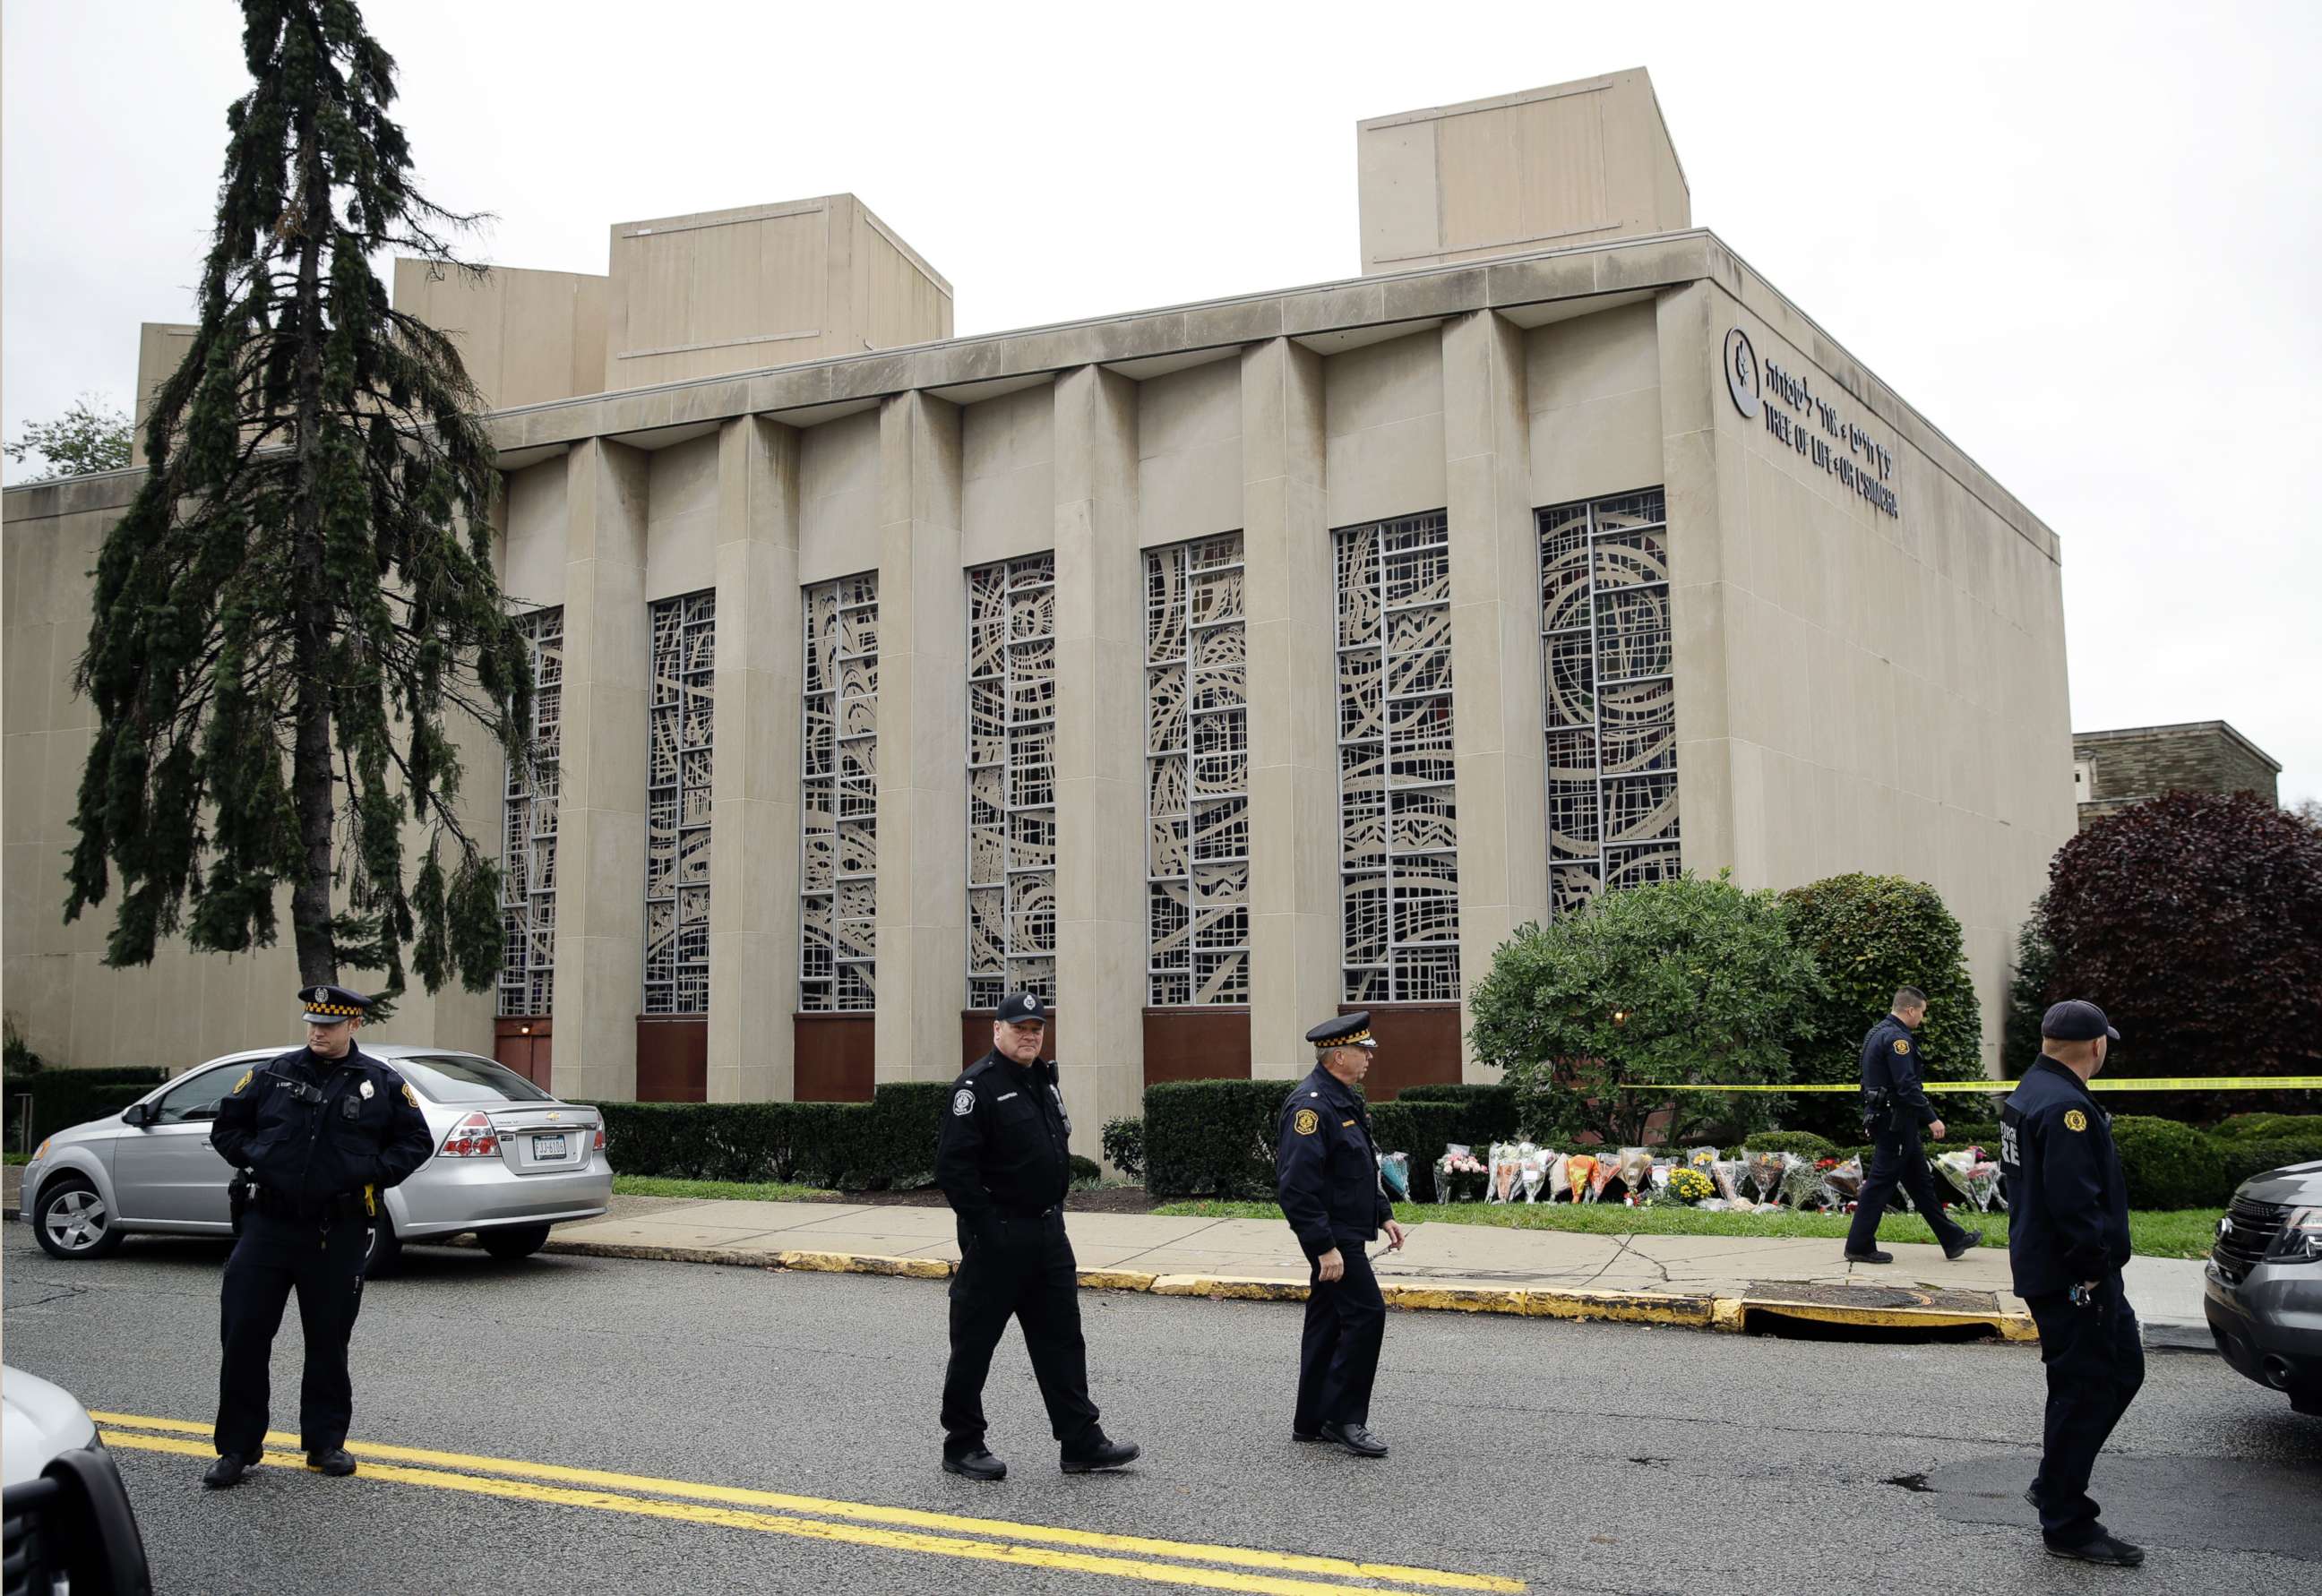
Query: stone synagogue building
1 71 2077 1151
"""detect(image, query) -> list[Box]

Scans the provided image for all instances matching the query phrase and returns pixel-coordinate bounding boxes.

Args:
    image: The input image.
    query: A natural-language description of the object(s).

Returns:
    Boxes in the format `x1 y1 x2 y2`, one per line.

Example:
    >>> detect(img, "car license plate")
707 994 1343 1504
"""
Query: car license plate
531 1134 567 1159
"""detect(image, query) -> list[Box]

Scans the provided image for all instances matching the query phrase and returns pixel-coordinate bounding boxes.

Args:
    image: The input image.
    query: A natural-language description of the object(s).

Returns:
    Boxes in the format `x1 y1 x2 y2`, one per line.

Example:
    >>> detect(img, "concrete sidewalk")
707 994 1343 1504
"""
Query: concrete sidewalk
533 1195 2212 1347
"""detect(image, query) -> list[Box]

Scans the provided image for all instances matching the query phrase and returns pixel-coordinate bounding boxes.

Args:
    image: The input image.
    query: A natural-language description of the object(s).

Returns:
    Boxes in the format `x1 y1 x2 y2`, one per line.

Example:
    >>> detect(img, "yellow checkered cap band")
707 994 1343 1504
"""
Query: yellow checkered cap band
304 1003 363 1017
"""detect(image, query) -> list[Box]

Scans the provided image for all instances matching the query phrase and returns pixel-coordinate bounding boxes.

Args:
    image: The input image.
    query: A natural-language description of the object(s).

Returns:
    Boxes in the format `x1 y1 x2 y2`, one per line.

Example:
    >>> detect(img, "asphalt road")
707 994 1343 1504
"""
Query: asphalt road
5 1223 2318 1595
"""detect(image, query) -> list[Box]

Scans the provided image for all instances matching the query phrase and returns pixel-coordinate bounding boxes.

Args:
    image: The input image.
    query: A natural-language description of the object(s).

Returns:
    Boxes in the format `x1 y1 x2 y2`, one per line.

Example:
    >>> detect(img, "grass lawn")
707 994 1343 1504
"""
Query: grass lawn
612 1175 838 1203
2 1152 28 1166
1151 1198 2222 1260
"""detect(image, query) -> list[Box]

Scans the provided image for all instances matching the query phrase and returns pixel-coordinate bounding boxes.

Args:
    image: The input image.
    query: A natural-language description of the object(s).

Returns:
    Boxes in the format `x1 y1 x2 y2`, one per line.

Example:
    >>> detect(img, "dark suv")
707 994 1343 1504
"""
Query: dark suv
2206 1159 2322 1415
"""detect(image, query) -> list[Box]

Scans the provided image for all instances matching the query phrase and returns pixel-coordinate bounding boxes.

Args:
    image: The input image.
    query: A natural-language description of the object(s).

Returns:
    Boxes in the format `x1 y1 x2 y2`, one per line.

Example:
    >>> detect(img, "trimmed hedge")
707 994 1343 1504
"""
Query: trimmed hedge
4 1067 172 1147
1145 1079 1291 1200
584 1082 949 1188
2214 1114 2322 1143
1390 1084 1521 1148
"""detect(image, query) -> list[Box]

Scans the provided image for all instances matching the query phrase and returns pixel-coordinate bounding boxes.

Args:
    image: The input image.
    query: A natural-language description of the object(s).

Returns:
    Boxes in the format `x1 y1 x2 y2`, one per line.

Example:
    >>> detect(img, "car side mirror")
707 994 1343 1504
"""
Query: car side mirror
120 1102 152 1128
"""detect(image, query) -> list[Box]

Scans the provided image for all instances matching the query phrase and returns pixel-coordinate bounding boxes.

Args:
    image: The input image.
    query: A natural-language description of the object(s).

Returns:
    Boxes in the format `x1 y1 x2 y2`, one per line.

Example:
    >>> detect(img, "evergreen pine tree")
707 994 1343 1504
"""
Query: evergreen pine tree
65 0 529 999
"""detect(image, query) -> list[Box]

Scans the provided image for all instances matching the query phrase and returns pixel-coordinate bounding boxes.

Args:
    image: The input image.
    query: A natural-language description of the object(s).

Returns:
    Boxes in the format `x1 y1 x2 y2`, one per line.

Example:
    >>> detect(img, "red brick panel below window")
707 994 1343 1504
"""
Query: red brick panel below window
795 1014 875 1102
1338 1002 1462 1101
634 1018 708 1102
493 1017 553 1089
1141 1008 1251 1087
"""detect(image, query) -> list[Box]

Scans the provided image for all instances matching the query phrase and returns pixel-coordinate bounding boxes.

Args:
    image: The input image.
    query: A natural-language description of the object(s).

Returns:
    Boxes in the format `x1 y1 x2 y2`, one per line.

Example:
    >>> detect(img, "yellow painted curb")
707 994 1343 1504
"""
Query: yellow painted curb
542 1240 778 1269
775 1249 952 1280
1149 1274 1311 1301
1076 1268 1160 1291
1524 1290 1716 1327
1734 1295 2037 1341
1380 1285 1528 1316
1711 1298 1747 1334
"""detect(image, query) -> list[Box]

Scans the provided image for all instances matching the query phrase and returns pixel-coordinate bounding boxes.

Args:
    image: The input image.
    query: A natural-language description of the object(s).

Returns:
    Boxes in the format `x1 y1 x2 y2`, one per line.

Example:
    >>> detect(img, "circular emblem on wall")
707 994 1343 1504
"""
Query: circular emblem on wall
1724 326 1761 418
952 1088 976 1117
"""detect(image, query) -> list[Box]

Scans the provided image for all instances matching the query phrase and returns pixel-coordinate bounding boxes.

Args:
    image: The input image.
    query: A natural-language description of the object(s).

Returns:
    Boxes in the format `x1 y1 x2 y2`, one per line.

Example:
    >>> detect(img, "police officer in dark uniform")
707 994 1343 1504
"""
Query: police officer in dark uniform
202 986 432 1489
2000 1000 2145 1567
1844 985 1980 1265
933 991 1139 1482
1277 1013 1405 1459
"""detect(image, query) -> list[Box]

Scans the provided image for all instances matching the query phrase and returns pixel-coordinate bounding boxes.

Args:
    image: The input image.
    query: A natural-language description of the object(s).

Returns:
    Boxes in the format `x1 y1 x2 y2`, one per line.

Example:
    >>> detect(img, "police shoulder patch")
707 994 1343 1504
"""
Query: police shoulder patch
952 1087 976 1117
1293 1108 1320 1137
2063 1108 2088 1133
400 1081 420 1109
231 1068 254 1095
1893 1039 1912 1054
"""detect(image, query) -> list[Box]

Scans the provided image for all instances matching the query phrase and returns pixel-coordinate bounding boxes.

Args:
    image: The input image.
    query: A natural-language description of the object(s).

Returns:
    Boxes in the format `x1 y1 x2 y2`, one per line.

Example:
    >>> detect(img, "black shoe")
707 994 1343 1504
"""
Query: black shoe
942 1447 1007 1482
202 1453 253 1489
1844 1248 1894 1265
2025 1483 2042 1511
1293 1429 1324 1443
1320 1421 1388 1458
1944 1229 1984 1261
304 1447 357 1477
1061 1431 1140 1473
2045 1532 2145 1567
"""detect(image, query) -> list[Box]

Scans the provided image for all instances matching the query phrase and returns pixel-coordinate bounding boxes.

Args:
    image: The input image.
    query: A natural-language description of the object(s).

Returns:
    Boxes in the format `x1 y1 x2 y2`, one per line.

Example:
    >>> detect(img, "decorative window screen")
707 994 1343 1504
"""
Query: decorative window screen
1334 511 1461 1004
1144 534 1250 1006
1538 487 1680 915
497 606 563 1017
799 574 879 1012
966 554 1058 1008
643 591 716 1015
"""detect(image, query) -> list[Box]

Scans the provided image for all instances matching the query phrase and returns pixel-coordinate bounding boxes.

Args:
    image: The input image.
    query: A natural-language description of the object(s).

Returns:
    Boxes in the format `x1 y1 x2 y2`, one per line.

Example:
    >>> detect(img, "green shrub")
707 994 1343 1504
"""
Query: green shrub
1100 1117 1145 1179
1144 1079 1296 1198
1779 873 1982 1141
2109 1116 2224 1210
1739 1130 1840 1160
1391 1084 1522 1146
584 1081 948 1189
1069 1154 1101 1189
2213 1114 2322 1143
2215 1136 2322 1197
5 1066 172 1146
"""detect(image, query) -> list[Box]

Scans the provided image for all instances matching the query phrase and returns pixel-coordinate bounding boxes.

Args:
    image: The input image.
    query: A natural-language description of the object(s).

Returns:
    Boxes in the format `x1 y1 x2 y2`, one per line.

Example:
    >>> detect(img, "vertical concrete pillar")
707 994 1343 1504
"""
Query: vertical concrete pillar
1242 337 1339 1076
1052 365 1144 1151
873 390 966 1085
1442 310 1546 1078
707 416 803 1102
550 438 650 1101
1656 283 1738 882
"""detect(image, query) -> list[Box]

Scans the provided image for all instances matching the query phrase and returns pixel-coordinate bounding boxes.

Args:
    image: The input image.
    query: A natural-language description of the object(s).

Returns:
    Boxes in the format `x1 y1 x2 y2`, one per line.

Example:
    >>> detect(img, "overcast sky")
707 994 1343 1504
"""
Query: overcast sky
5 0 2317 805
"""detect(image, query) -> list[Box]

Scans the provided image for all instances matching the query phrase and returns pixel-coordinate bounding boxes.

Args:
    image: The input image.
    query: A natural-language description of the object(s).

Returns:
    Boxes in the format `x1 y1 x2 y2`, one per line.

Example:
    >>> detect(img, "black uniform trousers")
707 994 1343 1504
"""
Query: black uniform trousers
942 1209 1100 1455
2025 1273 2145 1548
215 1209 372 1458
1294 1240 1386 1434
1845 1122 1972 1255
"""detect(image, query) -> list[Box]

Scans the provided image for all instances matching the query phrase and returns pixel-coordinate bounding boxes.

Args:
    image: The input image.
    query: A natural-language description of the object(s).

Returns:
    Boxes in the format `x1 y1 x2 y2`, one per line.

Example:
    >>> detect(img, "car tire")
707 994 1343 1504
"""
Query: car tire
363 1212 404 1278
478 1223 552 1261
33 1176 125 1260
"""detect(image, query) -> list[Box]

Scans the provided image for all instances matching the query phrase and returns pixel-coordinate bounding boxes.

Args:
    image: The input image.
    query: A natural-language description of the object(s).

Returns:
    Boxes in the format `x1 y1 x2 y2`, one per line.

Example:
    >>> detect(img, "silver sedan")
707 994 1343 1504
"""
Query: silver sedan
22 1045 609 1273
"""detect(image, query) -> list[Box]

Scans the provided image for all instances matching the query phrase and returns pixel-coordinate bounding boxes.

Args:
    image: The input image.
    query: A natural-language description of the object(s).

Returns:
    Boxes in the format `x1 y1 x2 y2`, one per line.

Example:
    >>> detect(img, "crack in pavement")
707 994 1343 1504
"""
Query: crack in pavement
4 1278 93 1309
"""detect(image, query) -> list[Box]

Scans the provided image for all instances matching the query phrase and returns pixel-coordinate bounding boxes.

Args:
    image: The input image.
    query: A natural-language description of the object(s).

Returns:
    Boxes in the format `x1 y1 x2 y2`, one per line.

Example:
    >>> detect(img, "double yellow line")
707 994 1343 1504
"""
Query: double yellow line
94 1412 1522 1596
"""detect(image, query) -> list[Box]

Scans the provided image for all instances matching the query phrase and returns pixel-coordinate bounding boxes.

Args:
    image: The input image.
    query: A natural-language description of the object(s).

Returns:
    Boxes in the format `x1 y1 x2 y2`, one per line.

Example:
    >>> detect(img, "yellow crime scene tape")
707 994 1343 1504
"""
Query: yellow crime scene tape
1617 1077 2322 1094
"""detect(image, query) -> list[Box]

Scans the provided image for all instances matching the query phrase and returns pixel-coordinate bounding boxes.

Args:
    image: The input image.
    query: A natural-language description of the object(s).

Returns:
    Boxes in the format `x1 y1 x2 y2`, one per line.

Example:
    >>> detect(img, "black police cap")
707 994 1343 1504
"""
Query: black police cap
1305 1012 1376 1051
2040 999 2120 1043
994 991 1049 1025
299 984 374 1023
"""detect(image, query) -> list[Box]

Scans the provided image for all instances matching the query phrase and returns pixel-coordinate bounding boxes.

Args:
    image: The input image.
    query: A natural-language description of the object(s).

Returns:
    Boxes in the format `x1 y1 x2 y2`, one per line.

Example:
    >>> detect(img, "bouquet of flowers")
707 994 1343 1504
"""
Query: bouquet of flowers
1778 1155 1828 1210
1710 1159 1747 1204
1615 1147 1655 1202
1435 1144 1485 1204
1487 1142 1525 1205
1746 1150 1791 1203
1564 1154 1600 1204
1379 1150 1411 1203
1687 1146 1720 1172
1935 1148 2004 1213
1648 1159 1677 1198
1586 1154 1616 1203
1518 1145 1549 1203
1664 1165 1715 1206
1818 1155 1866 1212
1546 1152 1573 1203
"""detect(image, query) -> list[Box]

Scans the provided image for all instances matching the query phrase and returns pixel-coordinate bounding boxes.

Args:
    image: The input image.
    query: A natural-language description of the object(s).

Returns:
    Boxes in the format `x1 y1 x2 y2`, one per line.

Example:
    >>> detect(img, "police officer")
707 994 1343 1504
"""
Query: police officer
934 991 1139 1481
202 986 431 1489
1277 1013 1405 1459
1844 985 1980 1265
2000 1000 2145 1567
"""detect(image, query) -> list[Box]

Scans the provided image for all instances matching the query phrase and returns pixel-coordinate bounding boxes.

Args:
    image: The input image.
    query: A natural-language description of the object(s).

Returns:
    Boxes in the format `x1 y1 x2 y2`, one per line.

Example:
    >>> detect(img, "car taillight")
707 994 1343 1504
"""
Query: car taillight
592 1125 606 1151
437 1111 500 1158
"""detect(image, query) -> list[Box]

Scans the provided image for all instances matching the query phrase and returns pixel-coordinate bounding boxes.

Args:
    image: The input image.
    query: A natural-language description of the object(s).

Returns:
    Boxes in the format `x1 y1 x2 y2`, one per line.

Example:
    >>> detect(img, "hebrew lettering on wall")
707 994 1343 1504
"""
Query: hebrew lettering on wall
1335 511 1461 1003
1539 487 1681 916
800 573 879 1012
1144 534 1250 1007
643 591 716 1015
967 555 1058 1008
498 606 563 1018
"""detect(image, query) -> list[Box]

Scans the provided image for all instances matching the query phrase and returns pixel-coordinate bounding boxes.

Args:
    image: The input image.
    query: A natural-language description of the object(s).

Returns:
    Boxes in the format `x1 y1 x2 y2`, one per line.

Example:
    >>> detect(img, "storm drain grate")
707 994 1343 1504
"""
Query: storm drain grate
1745 1281 2002 1314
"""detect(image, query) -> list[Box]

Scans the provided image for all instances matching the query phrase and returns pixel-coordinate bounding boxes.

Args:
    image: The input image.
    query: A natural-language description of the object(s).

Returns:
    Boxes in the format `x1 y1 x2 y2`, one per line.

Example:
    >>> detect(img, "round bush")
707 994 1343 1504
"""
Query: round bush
2109 1116 2219 1209
1740 1130 1840 1159
2213 1113 2322 1143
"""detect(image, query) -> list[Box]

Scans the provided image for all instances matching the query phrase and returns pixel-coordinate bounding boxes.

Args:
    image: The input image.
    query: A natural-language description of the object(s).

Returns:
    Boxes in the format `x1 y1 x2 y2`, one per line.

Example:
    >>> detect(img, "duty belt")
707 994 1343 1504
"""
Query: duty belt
251 1187 373 1223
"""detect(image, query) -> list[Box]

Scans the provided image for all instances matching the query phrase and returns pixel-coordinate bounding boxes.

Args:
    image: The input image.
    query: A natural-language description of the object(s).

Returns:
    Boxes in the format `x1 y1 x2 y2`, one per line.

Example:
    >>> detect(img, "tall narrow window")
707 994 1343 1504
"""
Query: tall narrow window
966 554 1057 1008
1538 486 1679 916
1335 511 1460 1004
498 605 563 1018
1144 534 1250 1006
644 591 715 1015
800 573 879 1011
